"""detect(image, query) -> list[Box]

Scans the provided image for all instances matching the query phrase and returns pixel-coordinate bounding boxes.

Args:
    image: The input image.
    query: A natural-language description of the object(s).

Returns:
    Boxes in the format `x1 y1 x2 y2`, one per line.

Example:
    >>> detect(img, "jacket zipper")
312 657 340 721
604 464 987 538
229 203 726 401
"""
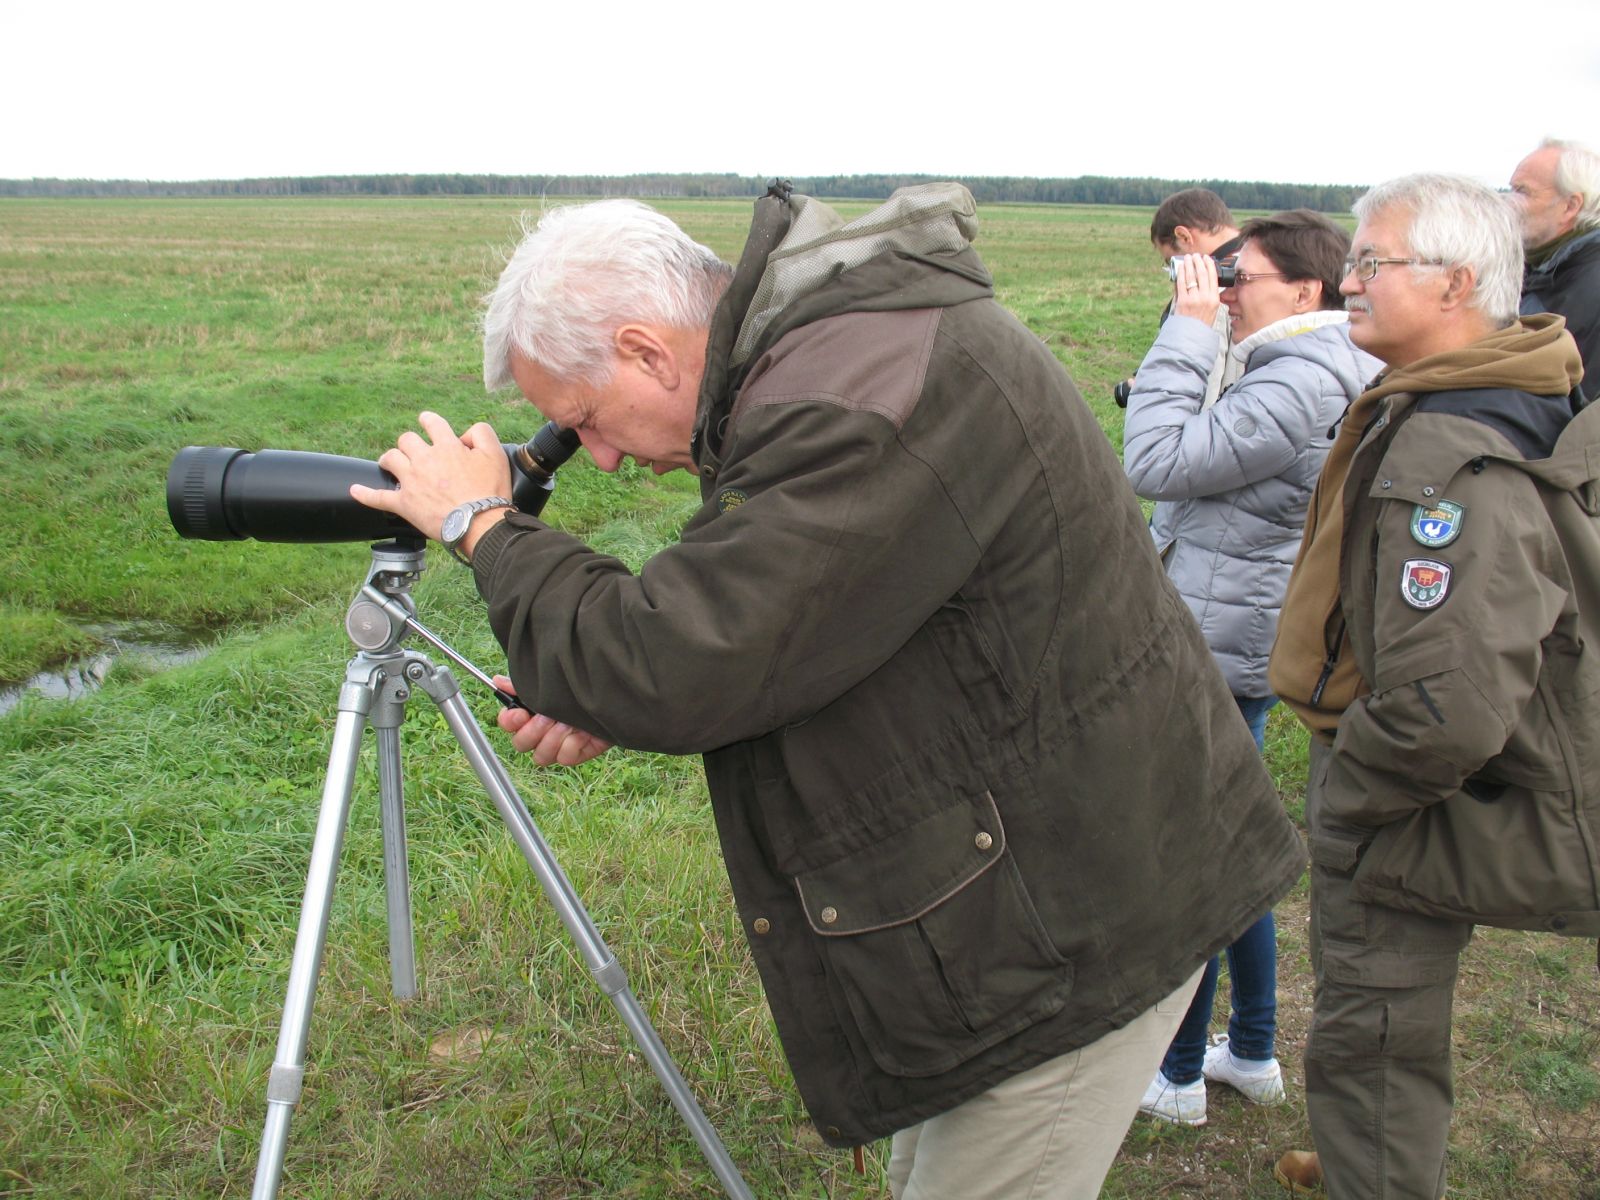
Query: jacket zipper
1310 617 1346 707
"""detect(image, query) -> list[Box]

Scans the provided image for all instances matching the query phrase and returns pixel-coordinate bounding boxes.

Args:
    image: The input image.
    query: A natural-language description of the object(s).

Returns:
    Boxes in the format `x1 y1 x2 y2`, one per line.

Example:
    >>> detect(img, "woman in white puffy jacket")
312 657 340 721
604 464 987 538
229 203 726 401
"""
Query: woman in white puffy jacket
1125 209 1382 1128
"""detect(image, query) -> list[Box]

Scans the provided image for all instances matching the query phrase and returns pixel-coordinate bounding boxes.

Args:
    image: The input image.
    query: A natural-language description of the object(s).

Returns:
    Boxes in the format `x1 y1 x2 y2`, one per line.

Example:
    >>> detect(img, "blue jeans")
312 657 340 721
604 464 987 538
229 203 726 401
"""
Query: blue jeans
1161 694 1279 1083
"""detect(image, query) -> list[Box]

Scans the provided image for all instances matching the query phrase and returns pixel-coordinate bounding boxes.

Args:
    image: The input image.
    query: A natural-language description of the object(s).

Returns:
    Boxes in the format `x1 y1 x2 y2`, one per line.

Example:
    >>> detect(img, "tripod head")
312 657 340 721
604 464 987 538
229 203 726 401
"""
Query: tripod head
343 540 524 709
345 541 425 656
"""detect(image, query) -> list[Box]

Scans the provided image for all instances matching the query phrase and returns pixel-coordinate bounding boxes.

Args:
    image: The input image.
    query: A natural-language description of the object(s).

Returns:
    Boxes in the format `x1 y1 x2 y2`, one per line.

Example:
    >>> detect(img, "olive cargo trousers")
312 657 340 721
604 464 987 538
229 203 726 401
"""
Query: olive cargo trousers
1304 739 1471 1200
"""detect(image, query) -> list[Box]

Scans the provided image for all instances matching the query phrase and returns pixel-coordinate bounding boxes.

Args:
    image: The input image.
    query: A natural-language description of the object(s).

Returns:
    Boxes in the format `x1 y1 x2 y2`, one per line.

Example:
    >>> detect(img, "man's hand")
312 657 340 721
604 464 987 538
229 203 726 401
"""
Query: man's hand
492 676 614 766
350 411 513 541
1170 254 1223 325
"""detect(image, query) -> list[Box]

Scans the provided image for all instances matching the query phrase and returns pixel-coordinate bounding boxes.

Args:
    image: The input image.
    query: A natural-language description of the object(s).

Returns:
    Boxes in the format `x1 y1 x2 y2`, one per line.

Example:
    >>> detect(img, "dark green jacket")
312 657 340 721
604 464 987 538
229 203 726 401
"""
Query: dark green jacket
472 186 1304 1145
1309 322 1600 935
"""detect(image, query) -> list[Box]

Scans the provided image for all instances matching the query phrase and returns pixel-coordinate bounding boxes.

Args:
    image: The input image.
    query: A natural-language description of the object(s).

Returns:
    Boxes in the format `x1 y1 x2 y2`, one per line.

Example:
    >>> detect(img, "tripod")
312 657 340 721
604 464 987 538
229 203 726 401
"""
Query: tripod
249 540 754 1200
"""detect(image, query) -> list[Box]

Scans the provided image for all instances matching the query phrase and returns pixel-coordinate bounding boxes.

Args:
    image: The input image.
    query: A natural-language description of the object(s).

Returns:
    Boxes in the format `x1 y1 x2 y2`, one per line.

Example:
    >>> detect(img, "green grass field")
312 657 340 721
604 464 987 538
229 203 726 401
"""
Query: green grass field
1 196 1596 1198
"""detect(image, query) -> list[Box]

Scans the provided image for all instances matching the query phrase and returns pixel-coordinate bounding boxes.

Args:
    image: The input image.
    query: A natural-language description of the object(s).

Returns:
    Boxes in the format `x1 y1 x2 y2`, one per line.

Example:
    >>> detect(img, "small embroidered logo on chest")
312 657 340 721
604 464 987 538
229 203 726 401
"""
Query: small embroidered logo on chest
1401 559 1452 609
1409 500 1464 548
716 487 749 514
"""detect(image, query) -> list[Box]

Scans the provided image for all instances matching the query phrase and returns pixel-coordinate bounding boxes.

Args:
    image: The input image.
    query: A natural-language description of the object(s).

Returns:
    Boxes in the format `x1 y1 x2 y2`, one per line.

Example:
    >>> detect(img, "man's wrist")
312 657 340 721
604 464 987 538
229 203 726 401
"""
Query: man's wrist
460 506 512 563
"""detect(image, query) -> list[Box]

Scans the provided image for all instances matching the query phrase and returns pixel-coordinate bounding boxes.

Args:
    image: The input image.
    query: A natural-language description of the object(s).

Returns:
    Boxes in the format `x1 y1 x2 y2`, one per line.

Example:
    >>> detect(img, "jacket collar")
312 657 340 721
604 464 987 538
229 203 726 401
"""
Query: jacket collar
692 184 795 475
1230 308 1348 362
1526 224 1600 282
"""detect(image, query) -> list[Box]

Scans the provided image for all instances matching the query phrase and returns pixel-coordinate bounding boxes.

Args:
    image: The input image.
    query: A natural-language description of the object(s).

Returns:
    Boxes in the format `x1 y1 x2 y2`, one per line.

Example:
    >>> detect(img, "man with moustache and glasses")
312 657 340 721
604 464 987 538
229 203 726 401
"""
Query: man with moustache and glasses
1266 173 1600 1197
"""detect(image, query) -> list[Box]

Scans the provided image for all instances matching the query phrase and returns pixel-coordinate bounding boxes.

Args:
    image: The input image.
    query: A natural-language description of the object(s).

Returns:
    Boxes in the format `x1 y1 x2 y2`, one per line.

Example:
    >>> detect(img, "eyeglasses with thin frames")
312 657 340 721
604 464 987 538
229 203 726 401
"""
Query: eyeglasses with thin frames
1343 255 1447 282
1227 269 1287 286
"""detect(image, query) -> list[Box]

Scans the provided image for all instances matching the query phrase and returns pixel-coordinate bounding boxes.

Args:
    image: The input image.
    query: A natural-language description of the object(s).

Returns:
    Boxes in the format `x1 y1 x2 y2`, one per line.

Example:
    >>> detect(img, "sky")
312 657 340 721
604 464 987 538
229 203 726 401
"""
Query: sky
5 0 1598 191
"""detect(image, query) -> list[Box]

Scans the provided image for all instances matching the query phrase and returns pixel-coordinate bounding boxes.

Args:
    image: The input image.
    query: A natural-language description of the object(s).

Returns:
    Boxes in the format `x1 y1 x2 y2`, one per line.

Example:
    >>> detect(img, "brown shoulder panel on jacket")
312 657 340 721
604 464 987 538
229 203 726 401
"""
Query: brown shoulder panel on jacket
733 308 942 432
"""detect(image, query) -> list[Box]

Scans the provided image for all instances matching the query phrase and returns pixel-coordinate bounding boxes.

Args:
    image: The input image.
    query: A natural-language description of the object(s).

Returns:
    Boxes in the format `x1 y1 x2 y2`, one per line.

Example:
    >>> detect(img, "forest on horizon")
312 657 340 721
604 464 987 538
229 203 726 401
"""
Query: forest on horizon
0 171 1368 213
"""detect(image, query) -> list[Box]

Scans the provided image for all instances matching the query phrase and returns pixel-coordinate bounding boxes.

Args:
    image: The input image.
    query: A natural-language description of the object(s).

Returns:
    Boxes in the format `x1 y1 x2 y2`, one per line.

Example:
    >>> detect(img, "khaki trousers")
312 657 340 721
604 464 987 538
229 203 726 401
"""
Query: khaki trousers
1304 739 1472 1200
887 966 1203 1200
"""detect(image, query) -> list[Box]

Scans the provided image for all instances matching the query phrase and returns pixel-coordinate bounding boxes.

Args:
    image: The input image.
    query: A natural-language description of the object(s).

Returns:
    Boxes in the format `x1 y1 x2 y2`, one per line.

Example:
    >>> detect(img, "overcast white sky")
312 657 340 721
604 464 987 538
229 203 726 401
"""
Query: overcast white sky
5 0 1597 190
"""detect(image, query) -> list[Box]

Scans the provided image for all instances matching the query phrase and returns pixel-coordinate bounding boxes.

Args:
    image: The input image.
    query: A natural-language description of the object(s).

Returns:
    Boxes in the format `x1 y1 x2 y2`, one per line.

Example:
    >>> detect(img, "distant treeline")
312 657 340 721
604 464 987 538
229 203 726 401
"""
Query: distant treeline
0 172 1367 212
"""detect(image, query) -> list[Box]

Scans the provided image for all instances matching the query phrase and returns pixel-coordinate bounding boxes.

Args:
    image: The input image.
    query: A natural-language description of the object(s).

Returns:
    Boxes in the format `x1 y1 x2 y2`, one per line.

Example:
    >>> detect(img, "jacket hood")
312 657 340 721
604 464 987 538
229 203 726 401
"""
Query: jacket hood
694 183 994 467
1242 314 1378 403
1364 313 1583 405
733 182 987 365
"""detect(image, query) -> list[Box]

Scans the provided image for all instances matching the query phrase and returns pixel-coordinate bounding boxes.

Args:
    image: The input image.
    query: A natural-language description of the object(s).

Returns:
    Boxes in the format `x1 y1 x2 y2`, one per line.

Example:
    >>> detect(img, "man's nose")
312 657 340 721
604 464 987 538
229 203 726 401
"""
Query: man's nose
577 430 624 473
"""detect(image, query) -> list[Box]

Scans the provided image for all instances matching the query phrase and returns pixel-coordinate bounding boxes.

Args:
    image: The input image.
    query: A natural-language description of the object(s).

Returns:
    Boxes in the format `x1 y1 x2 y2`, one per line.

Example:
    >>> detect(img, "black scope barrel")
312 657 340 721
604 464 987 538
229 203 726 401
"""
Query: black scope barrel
167 421 582 543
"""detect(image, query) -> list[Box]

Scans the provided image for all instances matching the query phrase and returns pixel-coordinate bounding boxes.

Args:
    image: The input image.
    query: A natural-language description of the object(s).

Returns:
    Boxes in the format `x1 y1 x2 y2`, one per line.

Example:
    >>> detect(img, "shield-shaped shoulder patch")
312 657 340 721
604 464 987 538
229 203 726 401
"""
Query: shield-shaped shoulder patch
1401 558 1452 609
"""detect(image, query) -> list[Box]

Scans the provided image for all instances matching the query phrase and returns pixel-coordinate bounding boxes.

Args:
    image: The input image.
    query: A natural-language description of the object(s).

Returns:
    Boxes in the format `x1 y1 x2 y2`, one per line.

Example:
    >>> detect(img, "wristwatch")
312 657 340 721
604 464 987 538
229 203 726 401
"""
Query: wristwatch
440 496 513 565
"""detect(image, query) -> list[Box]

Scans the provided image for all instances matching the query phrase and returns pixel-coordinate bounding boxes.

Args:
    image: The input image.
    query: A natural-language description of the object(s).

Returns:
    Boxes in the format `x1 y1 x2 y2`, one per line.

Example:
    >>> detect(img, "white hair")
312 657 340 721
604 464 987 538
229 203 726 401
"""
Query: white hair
1352 173 1523 325
1541 137 1600 233
482 199 733 391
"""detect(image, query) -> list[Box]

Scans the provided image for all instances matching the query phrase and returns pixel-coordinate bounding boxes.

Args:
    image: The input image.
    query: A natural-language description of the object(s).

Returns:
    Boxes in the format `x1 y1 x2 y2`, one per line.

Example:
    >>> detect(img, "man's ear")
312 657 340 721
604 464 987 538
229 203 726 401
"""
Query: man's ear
1439 264 1478 311
1293 279 1323 313
1172 225 1195 252
1559 190 1584 233
614 324 679 387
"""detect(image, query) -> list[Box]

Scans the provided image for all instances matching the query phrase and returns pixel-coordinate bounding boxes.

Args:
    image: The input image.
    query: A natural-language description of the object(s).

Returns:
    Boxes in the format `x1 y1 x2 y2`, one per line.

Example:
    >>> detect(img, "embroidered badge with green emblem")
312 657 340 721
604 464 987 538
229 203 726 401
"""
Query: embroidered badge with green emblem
1410 500 1463 548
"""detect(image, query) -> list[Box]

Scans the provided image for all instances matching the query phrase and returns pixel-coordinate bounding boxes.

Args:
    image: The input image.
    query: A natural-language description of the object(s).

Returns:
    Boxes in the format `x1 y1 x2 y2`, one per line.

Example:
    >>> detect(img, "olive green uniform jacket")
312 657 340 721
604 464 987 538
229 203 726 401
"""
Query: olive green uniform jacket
1279 318 1600 935
472 186 1304 1145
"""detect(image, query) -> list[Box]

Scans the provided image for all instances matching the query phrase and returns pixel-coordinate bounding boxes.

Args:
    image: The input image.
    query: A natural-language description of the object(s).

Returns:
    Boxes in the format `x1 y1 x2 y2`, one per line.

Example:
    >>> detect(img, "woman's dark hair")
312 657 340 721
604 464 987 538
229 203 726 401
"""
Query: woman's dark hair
1237 209 1351 311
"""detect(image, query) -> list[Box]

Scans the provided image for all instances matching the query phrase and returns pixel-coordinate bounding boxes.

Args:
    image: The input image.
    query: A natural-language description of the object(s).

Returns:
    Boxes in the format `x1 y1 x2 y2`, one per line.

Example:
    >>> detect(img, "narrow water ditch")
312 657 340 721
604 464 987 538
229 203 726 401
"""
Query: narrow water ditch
0 621 214 717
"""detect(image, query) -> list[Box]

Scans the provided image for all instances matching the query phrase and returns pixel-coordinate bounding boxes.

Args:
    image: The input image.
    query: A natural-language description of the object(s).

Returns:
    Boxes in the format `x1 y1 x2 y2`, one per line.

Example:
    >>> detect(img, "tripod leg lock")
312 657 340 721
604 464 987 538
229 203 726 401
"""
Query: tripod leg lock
266 1064 306 1105
591 956 628 997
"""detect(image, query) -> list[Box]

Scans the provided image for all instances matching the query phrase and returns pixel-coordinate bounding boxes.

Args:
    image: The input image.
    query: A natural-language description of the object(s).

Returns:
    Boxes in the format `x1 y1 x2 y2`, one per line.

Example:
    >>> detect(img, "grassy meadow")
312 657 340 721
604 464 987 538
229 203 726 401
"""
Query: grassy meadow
1 195 1597 1198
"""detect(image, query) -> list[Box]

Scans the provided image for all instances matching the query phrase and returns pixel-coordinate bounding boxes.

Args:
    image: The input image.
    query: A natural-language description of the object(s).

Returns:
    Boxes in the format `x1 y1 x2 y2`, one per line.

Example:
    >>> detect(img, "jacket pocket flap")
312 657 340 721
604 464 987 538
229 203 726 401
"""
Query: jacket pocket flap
794 791 1005 935
1309 827 1369 871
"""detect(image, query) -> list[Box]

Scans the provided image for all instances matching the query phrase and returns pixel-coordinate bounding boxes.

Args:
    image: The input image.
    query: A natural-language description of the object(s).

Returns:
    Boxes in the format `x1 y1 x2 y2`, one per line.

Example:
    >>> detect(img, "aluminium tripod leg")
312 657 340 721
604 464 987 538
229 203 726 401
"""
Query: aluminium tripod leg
374 722 418 1000
421 672 756 1200
250 676 374 1200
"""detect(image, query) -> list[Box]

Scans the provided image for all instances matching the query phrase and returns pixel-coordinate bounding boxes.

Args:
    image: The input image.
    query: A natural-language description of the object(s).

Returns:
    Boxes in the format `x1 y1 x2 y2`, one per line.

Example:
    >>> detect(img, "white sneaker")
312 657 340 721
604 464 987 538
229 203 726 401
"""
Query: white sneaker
1138 1070 1207 1125
1202 1036 1285 1105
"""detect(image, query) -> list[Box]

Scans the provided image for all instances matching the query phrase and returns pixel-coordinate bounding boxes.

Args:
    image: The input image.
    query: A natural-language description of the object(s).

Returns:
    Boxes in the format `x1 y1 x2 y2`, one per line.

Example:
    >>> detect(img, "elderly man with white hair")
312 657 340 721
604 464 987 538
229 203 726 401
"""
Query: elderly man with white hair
353 184 1304 1197
1267 173 1600 1197
1513 137 1600 399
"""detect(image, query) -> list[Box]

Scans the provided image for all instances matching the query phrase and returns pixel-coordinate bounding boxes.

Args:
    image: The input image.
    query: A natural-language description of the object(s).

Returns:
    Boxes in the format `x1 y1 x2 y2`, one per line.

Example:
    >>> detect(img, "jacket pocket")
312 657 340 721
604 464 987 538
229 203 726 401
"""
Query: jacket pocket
792 791 1073 1078
1353 779 1600 936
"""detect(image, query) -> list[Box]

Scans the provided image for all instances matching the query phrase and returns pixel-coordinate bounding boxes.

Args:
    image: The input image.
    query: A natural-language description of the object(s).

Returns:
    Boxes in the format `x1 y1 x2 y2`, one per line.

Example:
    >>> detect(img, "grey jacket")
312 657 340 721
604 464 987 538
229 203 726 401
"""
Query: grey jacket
1124 313 1379 696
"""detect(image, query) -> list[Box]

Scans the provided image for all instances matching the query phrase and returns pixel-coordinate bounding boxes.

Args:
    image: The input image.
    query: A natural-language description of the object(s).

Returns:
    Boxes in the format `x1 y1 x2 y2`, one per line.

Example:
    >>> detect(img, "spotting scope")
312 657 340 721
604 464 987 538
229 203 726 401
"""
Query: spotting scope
167 422 581 543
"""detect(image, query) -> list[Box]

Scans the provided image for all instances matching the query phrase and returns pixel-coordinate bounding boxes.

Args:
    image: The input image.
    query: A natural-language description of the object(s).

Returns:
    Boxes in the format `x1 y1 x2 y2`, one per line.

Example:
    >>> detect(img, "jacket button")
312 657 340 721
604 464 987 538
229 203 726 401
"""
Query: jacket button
1381 480 1392 489
700 463 717 480
753 918 771 935
826 1126 842 1139
1422 486 1435 497
1551 915 1569 931
820 906 838 925
974 831 993 851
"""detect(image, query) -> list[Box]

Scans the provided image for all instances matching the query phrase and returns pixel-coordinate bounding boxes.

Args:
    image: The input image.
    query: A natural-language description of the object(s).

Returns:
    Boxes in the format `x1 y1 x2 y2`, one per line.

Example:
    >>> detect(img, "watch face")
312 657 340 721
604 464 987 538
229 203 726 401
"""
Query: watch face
442 507 469 544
